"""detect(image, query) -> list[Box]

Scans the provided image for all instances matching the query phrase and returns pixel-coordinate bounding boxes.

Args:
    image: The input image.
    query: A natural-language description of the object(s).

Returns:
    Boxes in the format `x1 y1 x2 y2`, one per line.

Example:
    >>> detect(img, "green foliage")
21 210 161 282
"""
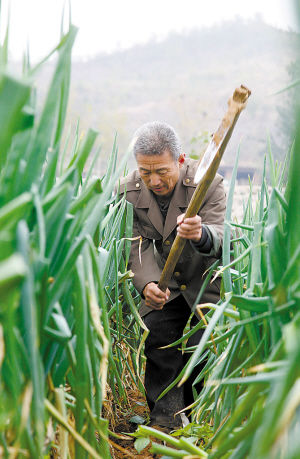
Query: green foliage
197 139 299 459
134 436 150 453
137 425 208 457
0 20 144 459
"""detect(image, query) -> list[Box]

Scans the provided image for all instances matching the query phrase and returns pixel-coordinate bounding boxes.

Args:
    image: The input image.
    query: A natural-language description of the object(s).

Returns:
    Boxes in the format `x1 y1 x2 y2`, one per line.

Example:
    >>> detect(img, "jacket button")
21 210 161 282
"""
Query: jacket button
135 183 140 188
180 284 187 291
185 178 190 184
174 271 180 277
164 240 171 246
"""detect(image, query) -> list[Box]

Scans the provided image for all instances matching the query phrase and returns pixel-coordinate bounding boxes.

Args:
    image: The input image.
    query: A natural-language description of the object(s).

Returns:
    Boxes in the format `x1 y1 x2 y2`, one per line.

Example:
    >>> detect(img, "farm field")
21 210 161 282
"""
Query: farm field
0 8 300 459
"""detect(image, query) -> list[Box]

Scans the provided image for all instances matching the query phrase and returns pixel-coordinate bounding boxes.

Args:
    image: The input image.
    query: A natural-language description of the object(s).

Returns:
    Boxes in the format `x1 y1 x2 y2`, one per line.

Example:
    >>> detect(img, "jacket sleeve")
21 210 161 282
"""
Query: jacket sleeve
128 209 162 295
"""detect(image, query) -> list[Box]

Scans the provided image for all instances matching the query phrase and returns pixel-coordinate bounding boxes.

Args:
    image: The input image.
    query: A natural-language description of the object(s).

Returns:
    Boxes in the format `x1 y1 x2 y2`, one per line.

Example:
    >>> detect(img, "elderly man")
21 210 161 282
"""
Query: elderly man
119 121 226 430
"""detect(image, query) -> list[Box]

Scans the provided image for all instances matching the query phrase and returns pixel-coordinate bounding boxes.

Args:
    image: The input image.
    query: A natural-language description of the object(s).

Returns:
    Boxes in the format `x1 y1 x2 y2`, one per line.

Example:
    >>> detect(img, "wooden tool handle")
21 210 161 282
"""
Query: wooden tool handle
158 85 251 292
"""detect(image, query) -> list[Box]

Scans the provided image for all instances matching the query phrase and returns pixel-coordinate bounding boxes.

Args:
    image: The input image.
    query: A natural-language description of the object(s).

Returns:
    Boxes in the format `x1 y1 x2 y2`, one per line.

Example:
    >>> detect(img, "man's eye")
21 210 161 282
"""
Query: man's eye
158 170 167 175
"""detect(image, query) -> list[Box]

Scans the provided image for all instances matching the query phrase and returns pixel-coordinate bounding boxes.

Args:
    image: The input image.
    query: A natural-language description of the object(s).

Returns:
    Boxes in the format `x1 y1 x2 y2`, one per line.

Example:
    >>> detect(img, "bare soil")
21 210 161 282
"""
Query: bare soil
108 388 159 458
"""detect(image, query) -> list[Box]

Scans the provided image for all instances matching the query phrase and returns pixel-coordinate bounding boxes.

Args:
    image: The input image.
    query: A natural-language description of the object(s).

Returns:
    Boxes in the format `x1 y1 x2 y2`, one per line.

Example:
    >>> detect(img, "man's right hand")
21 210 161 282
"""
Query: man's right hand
143 282 170 310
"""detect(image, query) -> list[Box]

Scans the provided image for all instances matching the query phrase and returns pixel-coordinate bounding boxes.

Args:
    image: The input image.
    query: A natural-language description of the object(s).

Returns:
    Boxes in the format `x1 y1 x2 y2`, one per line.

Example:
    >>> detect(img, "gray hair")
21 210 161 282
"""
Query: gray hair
132 121 181 160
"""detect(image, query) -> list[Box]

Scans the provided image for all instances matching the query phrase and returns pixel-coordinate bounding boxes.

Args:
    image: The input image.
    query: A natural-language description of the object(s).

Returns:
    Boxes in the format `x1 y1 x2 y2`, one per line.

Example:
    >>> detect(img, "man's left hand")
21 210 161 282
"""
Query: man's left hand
177 213 202 242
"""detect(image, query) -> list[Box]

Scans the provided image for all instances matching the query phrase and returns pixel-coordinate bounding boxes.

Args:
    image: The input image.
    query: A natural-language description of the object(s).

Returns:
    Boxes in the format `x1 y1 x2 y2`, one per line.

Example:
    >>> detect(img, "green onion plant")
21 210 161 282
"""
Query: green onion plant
0 20 145 459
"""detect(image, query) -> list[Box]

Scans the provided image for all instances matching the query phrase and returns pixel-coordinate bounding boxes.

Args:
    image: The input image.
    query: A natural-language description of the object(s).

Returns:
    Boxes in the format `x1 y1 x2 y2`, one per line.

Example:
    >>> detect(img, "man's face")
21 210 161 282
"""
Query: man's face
136 150 184 196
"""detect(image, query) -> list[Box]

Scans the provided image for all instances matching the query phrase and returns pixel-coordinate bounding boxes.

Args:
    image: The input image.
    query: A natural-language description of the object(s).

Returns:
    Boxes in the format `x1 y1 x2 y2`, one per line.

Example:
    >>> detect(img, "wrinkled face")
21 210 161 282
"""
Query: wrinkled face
136 150 184 196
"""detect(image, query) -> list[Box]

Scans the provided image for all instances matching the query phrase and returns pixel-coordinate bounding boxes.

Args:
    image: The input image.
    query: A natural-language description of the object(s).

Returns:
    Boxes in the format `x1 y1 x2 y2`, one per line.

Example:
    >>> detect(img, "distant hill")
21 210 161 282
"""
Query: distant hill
40 17 299 175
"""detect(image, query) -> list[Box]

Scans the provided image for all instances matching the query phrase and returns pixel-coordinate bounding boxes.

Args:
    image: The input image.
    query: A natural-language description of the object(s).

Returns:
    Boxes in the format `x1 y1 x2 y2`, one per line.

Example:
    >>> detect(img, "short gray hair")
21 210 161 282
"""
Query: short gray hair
132 121 181 160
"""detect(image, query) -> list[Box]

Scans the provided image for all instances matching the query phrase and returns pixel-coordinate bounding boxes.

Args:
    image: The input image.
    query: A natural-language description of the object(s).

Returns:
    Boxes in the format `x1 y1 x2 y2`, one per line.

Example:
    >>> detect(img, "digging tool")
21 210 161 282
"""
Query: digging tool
158 85 251 292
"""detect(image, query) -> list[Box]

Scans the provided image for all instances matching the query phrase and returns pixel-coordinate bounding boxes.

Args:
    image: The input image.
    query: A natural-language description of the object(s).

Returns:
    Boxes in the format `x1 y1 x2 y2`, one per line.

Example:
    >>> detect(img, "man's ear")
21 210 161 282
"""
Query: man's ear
178 153 186 167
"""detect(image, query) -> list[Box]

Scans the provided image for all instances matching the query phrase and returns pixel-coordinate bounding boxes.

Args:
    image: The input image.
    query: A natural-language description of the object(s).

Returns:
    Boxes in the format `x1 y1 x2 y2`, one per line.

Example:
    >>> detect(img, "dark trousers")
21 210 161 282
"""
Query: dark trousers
143 295 205 428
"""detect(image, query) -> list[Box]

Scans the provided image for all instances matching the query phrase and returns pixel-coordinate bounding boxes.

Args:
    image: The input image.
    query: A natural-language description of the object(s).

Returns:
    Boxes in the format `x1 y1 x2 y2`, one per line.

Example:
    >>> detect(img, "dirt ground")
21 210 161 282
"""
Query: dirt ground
108 388 158 458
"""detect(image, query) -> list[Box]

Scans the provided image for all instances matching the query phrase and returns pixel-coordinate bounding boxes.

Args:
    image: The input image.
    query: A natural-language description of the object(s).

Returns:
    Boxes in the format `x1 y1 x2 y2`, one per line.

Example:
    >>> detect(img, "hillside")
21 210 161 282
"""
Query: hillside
41 17 298 175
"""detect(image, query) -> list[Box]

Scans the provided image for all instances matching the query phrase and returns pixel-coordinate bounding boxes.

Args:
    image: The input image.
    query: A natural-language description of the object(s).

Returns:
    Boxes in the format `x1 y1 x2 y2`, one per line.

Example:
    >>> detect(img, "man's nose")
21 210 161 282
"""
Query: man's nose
149 174 161 186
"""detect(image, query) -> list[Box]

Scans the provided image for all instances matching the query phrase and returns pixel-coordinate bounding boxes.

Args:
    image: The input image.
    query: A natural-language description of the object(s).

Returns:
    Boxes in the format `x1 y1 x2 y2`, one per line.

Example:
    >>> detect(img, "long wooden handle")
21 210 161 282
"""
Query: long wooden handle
158 85 251 292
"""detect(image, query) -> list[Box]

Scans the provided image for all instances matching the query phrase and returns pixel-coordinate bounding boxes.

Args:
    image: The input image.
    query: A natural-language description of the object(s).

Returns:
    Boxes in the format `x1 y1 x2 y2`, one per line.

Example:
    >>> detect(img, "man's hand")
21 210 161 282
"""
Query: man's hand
177 213 202 242
143 282 170 310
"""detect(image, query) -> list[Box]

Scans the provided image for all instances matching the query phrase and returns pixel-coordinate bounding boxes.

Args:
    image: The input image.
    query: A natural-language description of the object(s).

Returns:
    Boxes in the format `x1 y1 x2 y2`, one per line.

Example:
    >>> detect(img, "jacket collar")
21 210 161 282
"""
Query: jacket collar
163 166 189 240
135 164 190 240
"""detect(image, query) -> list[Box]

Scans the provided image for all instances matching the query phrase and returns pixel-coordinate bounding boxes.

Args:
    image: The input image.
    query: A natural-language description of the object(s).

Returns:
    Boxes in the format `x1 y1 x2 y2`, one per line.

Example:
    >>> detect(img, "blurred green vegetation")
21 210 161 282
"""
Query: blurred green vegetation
0 19 146 459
